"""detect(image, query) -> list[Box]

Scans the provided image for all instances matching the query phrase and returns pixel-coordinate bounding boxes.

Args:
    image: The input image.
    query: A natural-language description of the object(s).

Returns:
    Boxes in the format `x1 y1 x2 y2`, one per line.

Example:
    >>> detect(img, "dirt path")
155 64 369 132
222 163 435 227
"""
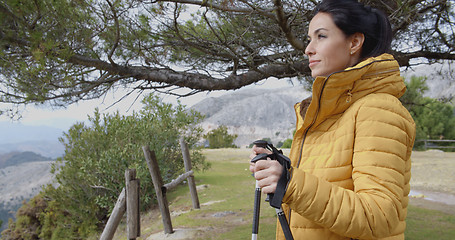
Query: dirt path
409 150 455 214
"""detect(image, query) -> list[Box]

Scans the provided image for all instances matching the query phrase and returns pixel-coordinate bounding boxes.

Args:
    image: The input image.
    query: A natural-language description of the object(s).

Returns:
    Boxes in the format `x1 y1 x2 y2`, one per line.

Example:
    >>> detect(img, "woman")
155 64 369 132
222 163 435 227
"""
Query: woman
250 0 416 239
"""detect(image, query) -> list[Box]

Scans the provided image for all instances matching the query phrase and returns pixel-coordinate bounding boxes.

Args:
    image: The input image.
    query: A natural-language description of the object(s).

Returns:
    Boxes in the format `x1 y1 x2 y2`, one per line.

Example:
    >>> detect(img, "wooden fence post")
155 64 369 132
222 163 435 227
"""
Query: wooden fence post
142 146 174 234
125 169 140 239
179 137 200 209
99 188 126 240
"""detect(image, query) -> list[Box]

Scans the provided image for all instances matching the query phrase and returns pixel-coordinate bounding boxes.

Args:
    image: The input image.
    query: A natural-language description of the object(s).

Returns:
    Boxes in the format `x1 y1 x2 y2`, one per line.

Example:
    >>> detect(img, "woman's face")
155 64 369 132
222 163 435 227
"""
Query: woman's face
305 12 359 78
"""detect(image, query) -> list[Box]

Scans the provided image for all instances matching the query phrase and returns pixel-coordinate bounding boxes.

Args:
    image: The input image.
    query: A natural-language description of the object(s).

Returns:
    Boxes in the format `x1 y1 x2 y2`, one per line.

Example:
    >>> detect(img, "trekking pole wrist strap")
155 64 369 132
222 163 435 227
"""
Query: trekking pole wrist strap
251 140 292 209
269 161 291 209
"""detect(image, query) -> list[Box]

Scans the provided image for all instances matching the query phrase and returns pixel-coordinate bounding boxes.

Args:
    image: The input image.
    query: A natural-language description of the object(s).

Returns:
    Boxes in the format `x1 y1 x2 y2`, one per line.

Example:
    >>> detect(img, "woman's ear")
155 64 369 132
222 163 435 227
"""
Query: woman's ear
349 33 364 55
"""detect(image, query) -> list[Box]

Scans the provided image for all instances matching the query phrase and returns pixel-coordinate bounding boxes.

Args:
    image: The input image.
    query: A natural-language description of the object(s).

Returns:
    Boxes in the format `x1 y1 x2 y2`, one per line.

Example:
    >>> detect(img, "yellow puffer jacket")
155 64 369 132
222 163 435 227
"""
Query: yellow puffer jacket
277 54 416 240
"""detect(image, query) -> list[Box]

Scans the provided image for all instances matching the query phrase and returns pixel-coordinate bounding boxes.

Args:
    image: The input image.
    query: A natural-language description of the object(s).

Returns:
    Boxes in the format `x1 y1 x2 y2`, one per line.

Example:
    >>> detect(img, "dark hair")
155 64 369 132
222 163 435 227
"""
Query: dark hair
314 0 392 59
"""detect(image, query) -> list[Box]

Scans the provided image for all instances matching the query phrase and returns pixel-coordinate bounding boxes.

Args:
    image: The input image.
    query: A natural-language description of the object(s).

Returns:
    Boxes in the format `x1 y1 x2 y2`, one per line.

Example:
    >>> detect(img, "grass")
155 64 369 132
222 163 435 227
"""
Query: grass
167 149 277 239
405 205 455 240
109 148 455 240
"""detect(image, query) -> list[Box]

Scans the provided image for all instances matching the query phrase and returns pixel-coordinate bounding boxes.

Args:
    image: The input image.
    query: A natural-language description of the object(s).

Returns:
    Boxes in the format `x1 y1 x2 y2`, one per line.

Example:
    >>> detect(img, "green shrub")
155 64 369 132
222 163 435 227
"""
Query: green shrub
281 138 293 148
204 125 238 148
401 76 455 145
1 194 48 240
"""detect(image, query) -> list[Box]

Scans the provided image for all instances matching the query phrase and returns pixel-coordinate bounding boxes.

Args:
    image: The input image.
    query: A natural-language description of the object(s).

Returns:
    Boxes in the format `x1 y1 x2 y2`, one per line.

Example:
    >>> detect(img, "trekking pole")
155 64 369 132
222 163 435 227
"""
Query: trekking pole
251 140 294 240
251 140 269 240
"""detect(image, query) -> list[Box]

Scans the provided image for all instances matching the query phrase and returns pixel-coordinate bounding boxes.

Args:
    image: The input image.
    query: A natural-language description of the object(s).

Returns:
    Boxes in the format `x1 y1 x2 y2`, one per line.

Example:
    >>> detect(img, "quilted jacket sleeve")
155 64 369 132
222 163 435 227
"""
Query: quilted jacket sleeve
283 95 415 239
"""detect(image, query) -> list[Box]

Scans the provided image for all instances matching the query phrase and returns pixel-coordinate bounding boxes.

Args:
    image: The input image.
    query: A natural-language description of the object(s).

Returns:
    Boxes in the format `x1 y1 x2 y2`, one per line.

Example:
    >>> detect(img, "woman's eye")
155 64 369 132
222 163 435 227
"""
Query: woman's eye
318 34 327 39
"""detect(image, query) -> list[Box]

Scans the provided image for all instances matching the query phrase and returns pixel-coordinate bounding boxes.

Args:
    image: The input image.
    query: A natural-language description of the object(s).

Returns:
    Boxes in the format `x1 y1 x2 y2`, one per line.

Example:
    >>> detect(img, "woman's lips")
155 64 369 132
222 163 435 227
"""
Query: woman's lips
309 60 320 68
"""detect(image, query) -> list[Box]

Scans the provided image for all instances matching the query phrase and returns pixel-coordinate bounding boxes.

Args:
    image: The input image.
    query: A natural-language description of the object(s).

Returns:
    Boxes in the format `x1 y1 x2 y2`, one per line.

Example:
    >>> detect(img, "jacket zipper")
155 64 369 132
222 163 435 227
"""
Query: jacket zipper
296 75 330 168
287 74 330 228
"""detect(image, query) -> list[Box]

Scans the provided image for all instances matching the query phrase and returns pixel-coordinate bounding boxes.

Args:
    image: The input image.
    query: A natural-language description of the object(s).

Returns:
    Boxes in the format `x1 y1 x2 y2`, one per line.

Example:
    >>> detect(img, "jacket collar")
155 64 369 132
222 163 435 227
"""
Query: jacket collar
300 53 406 130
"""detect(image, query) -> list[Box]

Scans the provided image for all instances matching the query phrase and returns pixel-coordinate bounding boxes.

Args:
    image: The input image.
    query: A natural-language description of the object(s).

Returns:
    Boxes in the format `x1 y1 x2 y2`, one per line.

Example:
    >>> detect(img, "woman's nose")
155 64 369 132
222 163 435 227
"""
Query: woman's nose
305 42 314 56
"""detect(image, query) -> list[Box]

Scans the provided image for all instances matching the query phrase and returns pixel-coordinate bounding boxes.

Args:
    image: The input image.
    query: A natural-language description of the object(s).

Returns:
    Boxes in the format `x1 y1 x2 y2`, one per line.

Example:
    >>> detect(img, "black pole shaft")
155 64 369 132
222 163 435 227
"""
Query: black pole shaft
276 208 293 240
252 181 261 240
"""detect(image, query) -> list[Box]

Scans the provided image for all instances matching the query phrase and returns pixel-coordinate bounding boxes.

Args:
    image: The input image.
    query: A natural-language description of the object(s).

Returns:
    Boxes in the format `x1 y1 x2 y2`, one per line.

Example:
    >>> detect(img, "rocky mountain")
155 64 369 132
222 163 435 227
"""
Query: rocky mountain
191 86 311 147
402 61 455 100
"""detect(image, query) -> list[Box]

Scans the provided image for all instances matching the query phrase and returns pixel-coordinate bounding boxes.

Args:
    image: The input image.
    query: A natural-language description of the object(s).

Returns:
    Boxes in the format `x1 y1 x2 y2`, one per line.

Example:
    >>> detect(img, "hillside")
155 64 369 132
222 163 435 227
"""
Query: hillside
190 86 310 147
0 152 55 233
0 151 52 169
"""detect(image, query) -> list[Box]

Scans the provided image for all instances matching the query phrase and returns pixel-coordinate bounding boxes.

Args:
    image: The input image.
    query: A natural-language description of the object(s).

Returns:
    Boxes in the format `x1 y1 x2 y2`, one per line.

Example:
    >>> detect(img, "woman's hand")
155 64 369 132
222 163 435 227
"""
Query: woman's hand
249 145 283 194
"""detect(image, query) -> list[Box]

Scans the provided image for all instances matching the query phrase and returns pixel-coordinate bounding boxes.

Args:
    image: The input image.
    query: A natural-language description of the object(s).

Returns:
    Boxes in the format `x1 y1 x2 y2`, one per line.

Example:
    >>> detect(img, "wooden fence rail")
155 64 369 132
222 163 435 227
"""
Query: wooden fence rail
163 170 194 190
416 139 455 150
99 188 126 240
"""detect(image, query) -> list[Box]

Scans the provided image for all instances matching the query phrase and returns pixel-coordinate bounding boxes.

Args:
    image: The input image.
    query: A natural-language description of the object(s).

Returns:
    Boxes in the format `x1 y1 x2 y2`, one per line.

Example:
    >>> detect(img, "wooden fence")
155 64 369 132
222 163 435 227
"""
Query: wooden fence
99 138 199 239
416 139 455 150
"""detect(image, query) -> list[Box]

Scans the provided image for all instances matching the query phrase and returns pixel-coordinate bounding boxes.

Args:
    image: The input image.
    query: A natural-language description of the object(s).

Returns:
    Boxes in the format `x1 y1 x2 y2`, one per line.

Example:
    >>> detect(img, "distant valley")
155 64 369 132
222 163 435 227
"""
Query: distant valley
0 122 64 232
0 152 55 233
